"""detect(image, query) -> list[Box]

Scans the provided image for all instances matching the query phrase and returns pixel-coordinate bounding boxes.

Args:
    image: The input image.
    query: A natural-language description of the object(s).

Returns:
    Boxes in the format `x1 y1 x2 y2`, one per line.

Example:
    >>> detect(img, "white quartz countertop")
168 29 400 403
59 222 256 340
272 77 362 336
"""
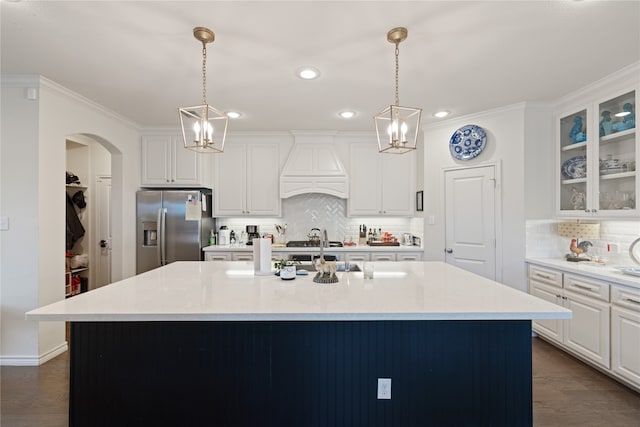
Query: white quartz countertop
203 244 423 252
27 261 570 322
527 258 640 291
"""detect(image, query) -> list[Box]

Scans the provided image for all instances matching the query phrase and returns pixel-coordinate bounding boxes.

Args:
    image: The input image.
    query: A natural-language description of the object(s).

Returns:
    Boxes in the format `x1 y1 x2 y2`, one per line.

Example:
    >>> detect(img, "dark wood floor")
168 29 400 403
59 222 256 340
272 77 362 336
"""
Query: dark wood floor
1 337 638 427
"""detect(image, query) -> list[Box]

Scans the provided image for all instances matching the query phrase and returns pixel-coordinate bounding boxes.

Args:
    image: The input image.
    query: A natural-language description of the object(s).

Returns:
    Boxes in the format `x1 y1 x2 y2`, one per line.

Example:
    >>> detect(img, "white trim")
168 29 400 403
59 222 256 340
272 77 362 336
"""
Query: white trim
442 161 504 283
423 103 527 132
553 61 640 110
2 74 139 130
0 342 68 366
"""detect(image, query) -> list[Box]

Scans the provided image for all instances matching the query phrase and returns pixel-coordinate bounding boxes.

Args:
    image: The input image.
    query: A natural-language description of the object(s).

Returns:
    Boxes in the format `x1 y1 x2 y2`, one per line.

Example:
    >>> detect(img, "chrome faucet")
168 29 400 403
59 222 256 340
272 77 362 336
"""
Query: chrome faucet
319 228 328 260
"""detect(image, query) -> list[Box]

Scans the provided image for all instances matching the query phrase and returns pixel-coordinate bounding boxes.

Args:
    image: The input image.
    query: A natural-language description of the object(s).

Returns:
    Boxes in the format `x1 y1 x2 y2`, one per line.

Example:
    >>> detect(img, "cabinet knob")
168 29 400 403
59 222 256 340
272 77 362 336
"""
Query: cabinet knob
445 248 453 254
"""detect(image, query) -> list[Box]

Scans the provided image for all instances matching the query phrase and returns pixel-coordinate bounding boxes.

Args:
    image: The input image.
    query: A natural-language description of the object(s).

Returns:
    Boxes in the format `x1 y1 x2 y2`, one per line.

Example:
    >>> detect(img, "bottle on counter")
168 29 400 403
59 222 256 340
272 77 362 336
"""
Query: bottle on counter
209 229 216 246
229 230 236 245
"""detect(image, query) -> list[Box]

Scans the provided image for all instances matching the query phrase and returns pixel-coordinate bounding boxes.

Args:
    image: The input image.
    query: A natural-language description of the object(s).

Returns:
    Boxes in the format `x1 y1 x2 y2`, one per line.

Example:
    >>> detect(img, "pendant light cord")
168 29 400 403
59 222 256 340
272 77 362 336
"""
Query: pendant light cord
394 43 400 106
201 42 207 105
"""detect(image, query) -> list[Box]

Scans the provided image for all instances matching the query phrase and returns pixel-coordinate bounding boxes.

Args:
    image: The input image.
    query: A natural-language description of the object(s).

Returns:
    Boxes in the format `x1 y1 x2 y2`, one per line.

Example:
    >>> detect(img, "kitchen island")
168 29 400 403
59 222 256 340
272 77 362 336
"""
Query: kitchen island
27 261 570 427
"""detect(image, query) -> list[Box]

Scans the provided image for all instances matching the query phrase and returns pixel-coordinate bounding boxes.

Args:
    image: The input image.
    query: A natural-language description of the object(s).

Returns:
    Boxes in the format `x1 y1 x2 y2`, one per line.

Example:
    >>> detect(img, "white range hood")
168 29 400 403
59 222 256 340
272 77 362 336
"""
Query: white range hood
280 131 348 199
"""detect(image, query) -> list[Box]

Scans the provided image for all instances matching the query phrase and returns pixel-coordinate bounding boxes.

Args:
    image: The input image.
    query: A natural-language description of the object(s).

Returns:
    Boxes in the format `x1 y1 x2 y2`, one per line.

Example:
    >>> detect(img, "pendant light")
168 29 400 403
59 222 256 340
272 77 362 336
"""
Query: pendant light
179 27 228 153
374 27 422 154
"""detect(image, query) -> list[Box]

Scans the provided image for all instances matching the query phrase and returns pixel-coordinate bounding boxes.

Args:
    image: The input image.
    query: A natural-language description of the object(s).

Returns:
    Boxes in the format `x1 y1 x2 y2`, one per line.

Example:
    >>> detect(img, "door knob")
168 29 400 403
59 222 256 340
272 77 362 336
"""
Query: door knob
99 240 107 248
445 248 453 254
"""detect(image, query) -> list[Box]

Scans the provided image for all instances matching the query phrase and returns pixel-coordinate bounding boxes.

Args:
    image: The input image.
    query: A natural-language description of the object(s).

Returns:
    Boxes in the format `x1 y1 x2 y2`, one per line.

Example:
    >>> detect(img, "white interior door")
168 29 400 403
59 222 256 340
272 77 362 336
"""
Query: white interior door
444 165 497 280
96 176 112 287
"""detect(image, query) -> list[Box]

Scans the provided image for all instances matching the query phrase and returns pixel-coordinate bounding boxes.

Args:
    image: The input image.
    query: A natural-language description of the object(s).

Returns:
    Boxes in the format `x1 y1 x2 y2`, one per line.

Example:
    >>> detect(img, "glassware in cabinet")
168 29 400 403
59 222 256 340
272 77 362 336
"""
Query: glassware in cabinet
559 109 589 212
596 90 636 213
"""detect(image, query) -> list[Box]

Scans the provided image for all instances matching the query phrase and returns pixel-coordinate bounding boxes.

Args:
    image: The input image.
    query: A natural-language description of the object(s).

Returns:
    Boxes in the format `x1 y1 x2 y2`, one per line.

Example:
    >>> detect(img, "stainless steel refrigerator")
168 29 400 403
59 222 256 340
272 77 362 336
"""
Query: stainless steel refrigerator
136 189 214 274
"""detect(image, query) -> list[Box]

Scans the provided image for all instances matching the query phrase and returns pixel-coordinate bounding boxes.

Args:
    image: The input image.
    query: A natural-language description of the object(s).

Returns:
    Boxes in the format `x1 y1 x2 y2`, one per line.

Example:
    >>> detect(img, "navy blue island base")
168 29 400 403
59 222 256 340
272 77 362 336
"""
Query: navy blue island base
69 319 532 427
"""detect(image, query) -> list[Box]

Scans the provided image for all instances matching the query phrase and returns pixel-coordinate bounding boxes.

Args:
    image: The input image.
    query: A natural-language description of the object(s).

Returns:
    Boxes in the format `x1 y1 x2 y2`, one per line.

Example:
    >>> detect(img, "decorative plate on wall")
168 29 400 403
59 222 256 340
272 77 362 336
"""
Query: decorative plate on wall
449 124 487 160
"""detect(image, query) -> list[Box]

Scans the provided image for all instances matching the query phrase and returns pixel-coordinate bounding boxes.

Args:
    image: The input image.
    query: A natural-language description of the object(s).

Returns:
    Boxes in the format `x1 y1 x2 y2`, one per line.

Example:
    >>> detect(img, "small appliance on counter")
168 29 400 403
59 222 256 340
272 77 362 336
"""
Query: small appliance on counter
402 233 413 246
246 225 260 245
218 226 230 245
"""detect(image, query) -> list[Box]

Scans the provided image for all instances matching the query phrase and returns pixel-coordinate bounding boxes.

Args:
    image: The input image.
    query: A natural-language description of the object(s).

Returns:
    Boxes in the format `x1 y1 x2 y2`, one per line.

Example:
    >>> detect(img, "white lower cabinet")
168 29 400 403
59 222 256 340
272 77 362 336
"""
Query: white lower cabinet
397 252 423 261
529 266 611 370
563 289 610 368
344 252 370 262
530 280 564 344
611 286 640 389
371 252 396 261
205 252 255 261
204 253 231 261
232 252 254 261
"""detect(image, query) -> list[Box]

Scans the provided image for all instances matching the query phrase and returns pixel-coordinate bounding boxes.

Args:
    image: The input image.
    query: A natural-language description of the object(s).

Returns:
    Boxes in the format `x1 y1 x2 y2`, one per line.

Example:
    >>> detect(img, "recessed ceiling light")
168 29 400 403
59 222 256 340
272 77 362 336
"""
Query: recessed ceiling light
226 111 241 119
338 111 356 119
433 110 450 118
297 66 320 80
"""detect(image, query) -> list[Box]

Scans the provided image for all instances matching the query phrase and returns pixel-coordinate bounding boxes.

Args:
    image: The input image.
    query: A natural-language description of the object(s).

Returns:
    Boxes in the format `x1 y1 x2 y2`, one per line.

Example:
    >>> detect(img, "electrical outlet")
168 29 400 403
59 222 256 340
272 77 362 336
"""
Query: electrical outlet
377 378 391 400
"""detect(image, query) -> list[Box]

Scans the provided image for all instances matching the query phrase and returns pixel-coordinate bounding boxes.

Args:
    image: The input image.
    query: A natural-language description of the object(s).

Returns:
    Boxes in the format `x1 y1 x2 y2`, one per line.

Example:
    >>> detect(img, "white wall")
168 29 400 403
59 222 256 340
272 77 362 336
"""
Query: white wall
1 76 139 365
422 103 552 292
1 78 42 362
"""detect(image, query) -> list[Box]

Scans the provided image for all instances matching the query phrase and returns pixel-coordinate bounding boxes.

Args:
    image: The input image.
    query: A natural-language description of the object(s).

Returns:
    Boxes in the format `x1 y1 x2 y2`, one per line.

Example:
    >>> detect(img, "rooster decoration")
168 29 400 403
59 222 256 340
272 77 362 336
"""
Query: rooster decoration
568 239 593 260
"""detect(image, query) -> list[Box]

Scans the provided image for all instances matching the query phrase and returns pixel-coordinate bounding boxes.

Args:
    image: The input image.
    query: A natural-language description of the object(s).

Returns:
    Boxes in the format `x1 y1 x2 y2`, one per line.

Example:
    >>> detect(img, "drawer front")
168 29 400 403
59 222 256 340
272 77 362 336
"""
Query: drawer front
528 265 562 288
564 273 610 302
371 252 396 262
612 286 640 313
232 252 254 261
205 253 231 261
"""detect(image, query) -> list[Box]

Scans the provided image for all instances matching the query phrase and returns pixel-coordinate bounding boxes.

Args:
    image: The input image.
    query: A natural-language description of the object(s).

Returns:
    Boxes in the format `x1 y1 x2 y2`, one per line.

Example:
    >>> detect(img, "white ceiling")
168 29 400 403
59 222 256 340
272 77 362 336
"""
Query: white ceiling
2 1 639 131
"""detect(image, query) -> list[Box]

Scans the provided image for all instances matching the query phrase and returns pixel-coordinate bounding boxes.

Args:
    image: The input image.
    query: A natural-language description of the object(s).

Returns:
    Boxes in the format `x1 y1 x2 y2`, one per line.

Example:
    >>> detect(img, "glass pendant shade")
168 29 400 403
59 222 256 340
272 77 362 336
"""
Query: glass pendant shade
375 105 421 154
179 104 228 153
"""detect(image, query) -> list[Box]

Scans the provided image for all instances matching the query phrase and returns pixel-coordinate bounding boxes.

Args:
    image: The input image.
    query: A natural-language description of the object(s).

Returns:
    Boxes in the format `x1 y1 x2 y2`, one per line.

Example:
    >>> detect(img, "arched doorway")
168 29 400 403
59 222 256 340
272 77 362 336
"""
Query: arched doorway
66 133 122 288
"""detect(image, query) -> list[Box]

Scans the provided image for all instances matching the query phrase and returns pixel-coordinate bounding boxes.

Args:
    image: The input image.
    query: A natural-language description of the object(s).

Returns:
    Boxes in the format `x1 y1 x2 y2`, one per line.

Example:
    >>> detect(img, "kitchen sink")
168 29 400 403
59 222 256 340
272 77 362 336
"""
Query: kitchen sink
295 263 360 272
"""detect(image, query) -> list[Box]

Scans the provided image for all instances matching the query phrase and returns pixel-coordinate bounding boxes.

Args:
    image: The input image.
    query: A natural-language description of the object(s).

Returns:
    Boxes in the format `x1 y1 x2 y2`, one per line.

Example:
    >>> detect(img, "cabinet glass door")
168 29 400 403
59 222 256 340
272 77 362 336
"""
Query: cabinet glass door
596 90 636 213
559 108 589 212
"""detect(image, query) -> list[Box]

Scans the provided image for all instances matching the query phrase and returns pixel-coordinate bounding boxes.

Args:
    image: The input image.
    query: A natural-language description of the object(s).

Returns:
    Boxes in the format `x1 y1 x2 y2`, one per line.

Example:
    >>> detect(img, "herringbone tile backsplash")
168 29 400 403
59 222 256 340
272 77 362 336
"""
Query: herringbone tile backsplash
216 193 423 243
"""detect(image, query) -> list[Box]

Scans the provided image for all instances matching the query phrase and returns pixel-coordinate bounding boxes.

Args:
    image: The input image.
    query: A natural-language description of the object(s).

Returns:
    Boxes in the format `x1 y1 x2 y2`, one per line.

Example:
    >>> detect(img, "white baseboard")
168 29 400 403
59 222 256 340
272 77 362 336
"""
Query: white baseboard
0 341 68 366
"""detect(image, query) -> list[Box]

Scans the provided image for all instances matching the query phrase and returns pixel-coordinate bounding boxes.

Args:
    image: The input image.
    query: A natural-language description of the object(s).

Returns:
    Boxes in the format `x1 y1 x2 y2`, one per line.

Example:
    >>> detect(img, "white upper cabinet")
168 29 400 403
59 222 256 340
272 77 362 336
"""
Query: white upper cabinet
348 143 415 216
141 135 204 187
214 142 281 216
557 88 638 218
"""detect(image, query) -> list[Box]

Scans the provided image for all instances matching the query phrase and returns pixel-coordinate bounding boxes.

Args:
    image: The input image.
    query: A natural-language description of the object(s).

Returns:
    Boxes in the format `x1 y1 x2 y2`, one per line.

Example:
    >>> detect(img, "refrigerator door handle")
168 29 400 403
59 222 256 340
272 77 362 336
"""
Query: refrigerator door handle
160 208 167 265
156 208 163 266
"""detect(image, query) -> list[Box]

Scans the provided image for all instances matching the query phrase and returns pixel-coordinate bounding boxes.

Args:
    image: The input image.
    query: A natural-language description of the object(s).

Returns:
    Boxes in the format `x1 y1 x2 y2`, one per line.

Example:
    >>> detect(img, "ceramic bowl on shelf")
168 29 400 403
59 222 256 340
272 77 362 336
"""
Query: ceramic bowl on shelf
561 155 587 179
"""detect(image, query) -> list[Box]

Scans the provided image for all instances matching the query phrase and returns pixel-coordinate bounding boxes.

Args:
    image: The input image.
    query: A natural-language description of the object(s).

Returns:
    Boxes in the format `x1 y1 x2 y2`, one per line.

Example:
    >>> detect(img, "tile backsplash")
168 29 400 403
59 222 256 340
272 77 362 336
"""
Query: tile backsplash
216 193 423 244
526 219 640 265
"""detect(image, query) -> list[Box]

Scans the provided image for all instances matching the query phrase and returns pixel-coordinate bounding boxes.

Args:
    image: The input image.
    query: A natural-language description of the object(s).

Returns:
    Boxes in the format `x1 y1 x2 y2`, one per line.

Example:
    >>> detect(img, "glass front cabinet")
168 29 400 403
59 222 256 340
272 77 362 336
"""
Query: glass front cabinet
557 89 638 218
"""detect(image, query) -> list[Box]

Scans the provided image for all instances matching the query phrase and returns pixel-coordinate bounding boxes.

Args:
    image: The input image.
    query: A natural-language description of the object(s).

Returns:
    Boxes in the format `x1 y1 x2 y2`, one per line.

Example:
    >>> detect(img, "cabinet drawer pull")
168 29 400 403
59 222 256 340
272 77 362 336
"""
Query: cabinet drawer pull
622 297 640 305
571 283 595 292
535 273 553 280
